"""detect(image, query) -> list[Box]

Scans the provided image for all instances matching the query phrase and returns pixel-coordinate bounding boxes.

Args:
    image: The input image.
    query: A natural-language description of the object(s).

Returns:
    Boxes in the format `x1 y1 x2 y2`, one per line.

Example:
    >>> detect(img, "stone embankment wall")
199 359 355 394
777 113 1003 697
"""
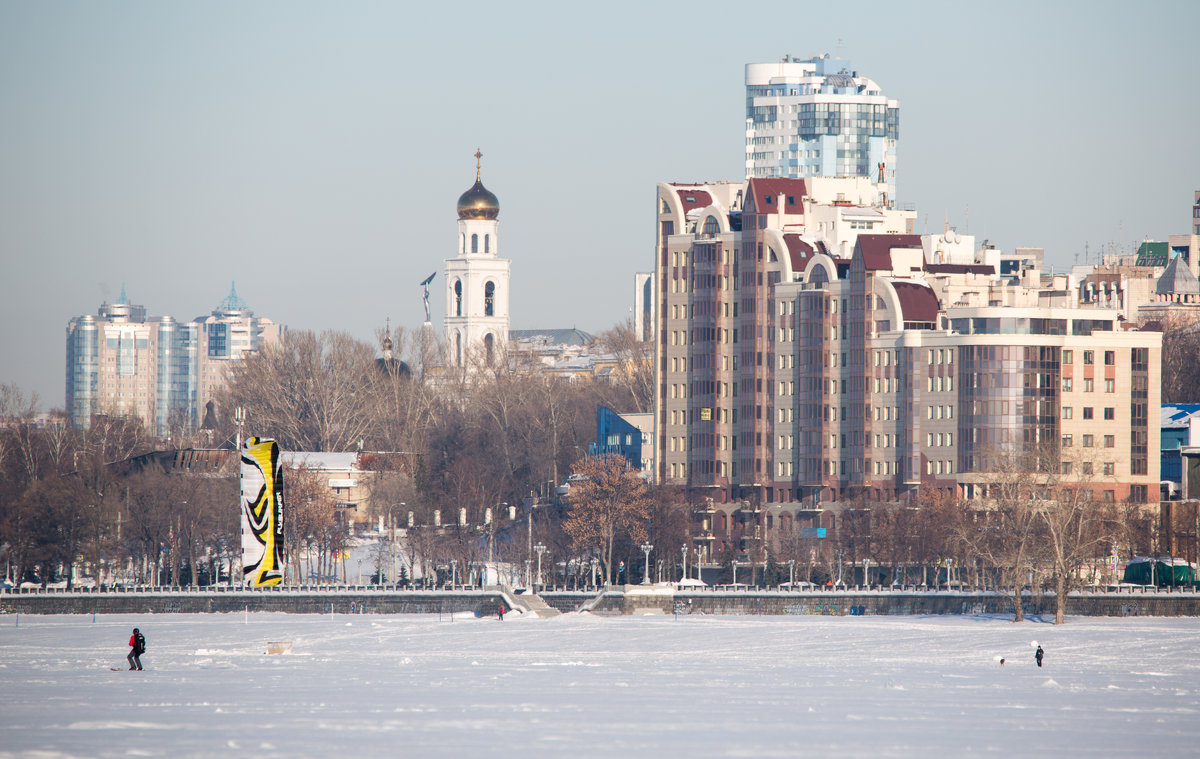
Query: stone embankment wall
544 587 1200 618
4 586 1198 617
0 588 505 616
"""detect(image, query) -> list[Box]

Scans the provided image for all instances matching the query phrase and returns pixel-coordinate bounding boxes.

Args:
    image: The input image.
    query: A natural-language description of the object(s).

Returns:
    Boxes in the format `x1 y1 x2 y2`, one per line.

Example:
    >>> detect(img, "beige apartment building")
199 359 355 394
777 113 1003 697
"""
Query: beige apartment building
653 178 1162 562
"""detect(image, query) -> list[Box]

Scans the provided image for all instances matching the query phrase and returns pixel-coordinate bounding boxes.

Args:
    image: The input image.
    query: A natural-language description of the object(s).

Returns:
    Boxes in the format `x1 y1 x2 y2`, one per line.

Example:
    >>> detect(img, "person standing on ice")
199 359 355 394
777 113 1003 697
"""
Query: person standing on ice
127 628 145 670
1035 645 1044 668
497 603 505 621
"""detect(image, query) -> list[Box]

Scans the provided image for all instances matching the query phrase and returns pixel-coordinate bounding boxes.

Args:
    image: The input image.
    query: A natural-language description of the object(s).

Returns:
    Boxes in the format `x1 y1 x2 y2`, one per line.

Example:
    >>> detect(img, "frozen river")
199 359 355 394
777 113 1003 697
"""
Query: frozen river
1 611 1198 758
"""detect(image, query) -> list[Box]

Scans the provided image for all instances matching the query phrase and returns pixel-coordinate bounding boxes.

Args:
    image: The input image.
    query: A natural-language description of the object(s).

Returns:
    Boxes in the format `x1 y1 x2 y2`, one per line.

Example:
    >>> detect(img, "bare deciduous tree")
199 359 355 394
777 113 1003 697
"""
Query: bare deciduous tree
597 319 654 413
221 330 379 452
563 453 650 584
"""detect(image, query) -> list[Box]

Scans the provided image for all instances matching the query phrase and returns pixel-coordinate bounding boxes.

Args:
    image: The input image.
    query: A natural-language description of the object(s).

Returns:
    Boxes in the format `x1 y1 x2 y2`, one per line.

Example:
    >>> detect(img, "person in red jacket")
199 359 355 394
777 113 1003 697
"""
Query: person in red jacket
127 628 145 670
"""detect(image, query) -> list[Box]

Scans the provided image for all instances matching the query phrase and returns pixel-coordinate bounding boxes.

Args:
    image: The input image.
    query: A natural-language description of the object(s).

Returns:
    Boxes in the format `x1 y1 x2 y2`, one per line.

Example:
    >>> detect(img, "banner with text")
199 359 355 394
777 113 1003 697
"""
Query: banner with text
240 437 286 587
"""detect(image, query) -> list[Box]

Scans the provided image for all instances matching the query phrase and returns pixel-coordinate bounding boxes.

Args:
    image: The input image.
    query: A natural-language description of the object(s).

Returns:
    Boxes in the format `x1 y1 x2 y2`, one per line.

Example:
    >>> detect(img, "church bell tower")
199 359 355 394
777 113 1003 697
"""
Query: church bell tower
444 150 510 369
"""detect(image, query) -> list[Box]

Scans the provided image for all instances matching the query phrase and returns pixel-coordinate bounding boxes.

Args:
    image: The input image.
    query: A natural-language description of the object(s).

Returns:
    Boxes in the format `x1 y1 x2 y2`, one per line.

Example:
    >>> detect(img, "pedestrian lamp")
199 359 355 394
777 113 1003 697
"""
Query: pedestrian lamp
641 543 654 585
788 559 796 586
451 559 457 588
534 544 547 590
694 546 703 581
590 557 598 588
681 544 688 582
525 559 532 588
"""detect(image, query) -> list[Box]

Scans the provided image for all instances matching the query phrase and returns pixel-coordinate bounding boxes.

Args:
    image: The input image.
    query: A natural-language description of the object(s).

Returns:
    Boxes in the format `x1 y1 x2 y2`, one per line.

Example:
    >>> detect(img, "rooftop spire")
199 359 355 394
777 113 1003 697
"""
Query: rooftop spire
474 148 483 181
218 280 249 312
118 281 128 304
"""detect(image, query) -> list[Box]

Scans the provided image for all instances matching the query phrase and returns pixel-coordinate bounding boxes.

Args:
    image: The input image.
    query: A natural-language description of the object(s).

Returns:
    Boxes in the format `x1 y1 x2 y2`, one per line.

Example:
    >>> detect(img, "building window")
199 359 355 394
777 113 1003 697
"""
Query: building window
1082 434 1094 448
1084 378 1094 392
471 234 479 253
1083 351 1094 365
484 234 490 253
1104 378 1115 393
1063 350 1073 363
1104 350 1115 366
484 282 495 316
1103 462 1114 476
1103 407 1114 420
1062 434 1073 448
1062 377 1073 392
1083 407 1093 420
454 280 463 316
1062 406 1073 419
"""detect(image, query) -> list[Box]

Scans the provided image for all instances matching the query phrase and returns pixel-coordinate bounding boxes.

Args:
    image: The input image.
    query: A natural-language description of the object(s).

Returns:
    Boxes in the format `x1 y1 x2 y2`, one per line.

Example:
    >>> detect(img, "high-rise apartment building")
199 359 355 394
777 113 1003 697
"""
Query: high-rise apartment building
65 284 282 438
653 179 1161 561
745 55 898 204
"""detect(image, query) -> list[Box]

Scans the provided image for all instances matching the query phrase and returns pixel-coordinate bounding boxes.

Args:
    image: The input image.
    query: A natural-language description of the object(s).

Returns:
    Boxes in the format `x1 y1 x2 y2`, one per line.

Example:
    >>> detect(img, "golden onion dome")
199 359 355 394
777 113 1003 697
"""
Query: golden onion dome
456 149 499 220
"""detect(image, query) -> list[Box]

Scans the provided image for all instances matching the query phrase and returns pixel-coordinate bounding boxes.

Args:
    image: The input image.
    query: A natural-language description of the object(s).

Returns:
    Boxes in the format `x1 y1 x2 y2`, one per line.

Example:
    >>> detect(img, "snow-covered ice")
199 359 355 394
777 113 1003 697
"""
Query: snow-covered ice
1 611 1198 758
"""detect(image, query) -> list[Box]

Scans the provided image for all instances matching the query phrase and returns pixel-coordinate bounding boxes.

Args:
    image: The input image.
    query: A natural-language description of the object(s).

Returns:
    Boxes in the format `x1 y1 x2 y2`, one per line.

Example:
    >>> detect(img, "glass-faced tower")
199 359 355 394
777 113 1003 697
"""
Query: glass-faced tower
746 55 898 204
445 150 510 369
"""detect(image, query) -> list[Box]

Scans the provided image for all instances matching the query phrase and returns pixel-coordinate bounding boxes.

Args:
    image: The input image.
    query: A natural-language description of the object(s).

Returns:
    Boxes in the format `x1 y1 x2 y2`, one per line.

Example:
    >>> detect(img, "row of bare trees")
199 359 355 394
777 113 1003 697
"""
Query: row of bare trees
0 320 653 586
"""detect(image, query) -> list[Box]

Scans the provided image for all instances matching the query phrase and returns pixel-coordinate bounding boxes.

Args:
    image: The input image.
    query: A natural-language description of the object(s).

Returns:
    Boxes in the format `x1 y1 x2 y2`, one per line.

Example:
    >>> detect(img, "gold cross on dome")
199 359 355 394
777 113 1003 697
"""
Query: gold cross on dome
474 148 483 180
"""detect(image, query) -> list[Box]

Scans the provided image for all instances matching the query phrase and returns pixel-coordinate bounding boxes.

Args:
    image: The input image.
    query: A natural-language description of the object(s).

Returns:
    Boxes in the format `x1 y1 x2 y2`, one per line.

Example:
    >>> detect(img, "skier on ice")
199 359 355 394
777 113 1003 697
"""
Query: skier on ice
127 628 145 670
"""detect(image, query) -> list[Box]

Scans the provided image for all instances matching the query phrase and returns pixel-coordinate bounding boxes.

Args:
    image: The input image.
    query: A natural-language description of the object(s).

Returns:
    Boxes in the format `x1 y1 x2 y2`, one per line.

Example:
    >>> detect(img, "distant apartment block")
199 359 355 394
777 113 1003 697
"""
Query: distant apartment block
65 284 282 438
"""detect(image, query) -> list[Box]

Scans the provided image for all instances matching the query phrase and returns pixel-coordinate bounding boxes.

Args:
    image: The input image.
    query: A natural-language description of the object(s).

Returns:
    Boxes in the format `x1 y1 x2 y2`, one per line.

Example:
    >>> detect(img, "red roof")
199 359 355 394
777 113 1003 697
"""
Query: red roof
782 235 816 272
855 234 923 271
668 185 713 213
747 178 807 215
891 281 940 323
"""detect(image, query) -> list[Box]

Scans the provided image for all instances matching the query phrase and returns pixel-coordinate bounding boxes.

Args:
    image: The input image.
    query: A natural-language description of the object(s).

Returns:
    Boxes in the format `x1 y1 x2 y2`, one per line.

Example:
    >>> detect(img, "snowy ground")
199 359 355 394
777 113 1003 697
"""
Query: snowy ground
1 611 1198 758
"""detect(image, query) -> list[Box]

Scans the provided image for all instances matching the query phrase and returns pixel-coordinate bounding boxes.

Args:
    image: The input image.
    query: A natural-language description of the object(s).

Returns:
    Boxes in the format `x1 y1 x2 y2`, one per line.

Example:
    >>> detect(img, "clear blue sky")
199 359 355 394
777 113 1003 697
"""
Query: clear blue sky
2 0 1197 409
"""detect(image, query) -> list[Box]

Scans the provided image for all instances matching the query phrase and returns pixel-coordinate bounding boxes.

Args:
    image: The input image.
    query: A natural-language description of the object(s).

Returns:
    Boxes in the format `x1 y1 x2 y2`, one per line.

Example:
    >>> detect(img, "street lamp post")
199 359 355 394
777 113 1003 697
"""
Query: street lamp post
694 547 703 581
525 559 532 589
450 559 457 588
640 543 654 585
681 544 688 582
590 558 598 589
534 544 546 591
788 559 796 586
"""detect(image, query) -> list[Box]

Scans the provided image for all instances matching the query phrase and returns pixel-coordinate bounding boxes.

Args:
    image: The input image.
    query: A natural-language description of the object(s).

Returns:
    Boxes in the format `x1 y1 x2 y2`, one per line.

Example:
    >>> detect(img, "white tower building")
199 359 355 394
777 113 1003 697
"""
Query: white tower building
445 150 510 368
746 55 898 204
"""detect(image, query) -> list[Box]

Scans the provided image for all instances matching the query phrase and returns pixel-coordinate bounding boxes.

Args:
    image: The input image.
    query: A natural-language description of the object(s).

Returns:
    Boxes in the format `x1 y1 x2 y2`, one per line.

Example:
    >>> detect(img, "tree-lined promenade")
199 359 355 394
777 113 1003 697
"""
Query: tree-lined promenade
1 324 1196 625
